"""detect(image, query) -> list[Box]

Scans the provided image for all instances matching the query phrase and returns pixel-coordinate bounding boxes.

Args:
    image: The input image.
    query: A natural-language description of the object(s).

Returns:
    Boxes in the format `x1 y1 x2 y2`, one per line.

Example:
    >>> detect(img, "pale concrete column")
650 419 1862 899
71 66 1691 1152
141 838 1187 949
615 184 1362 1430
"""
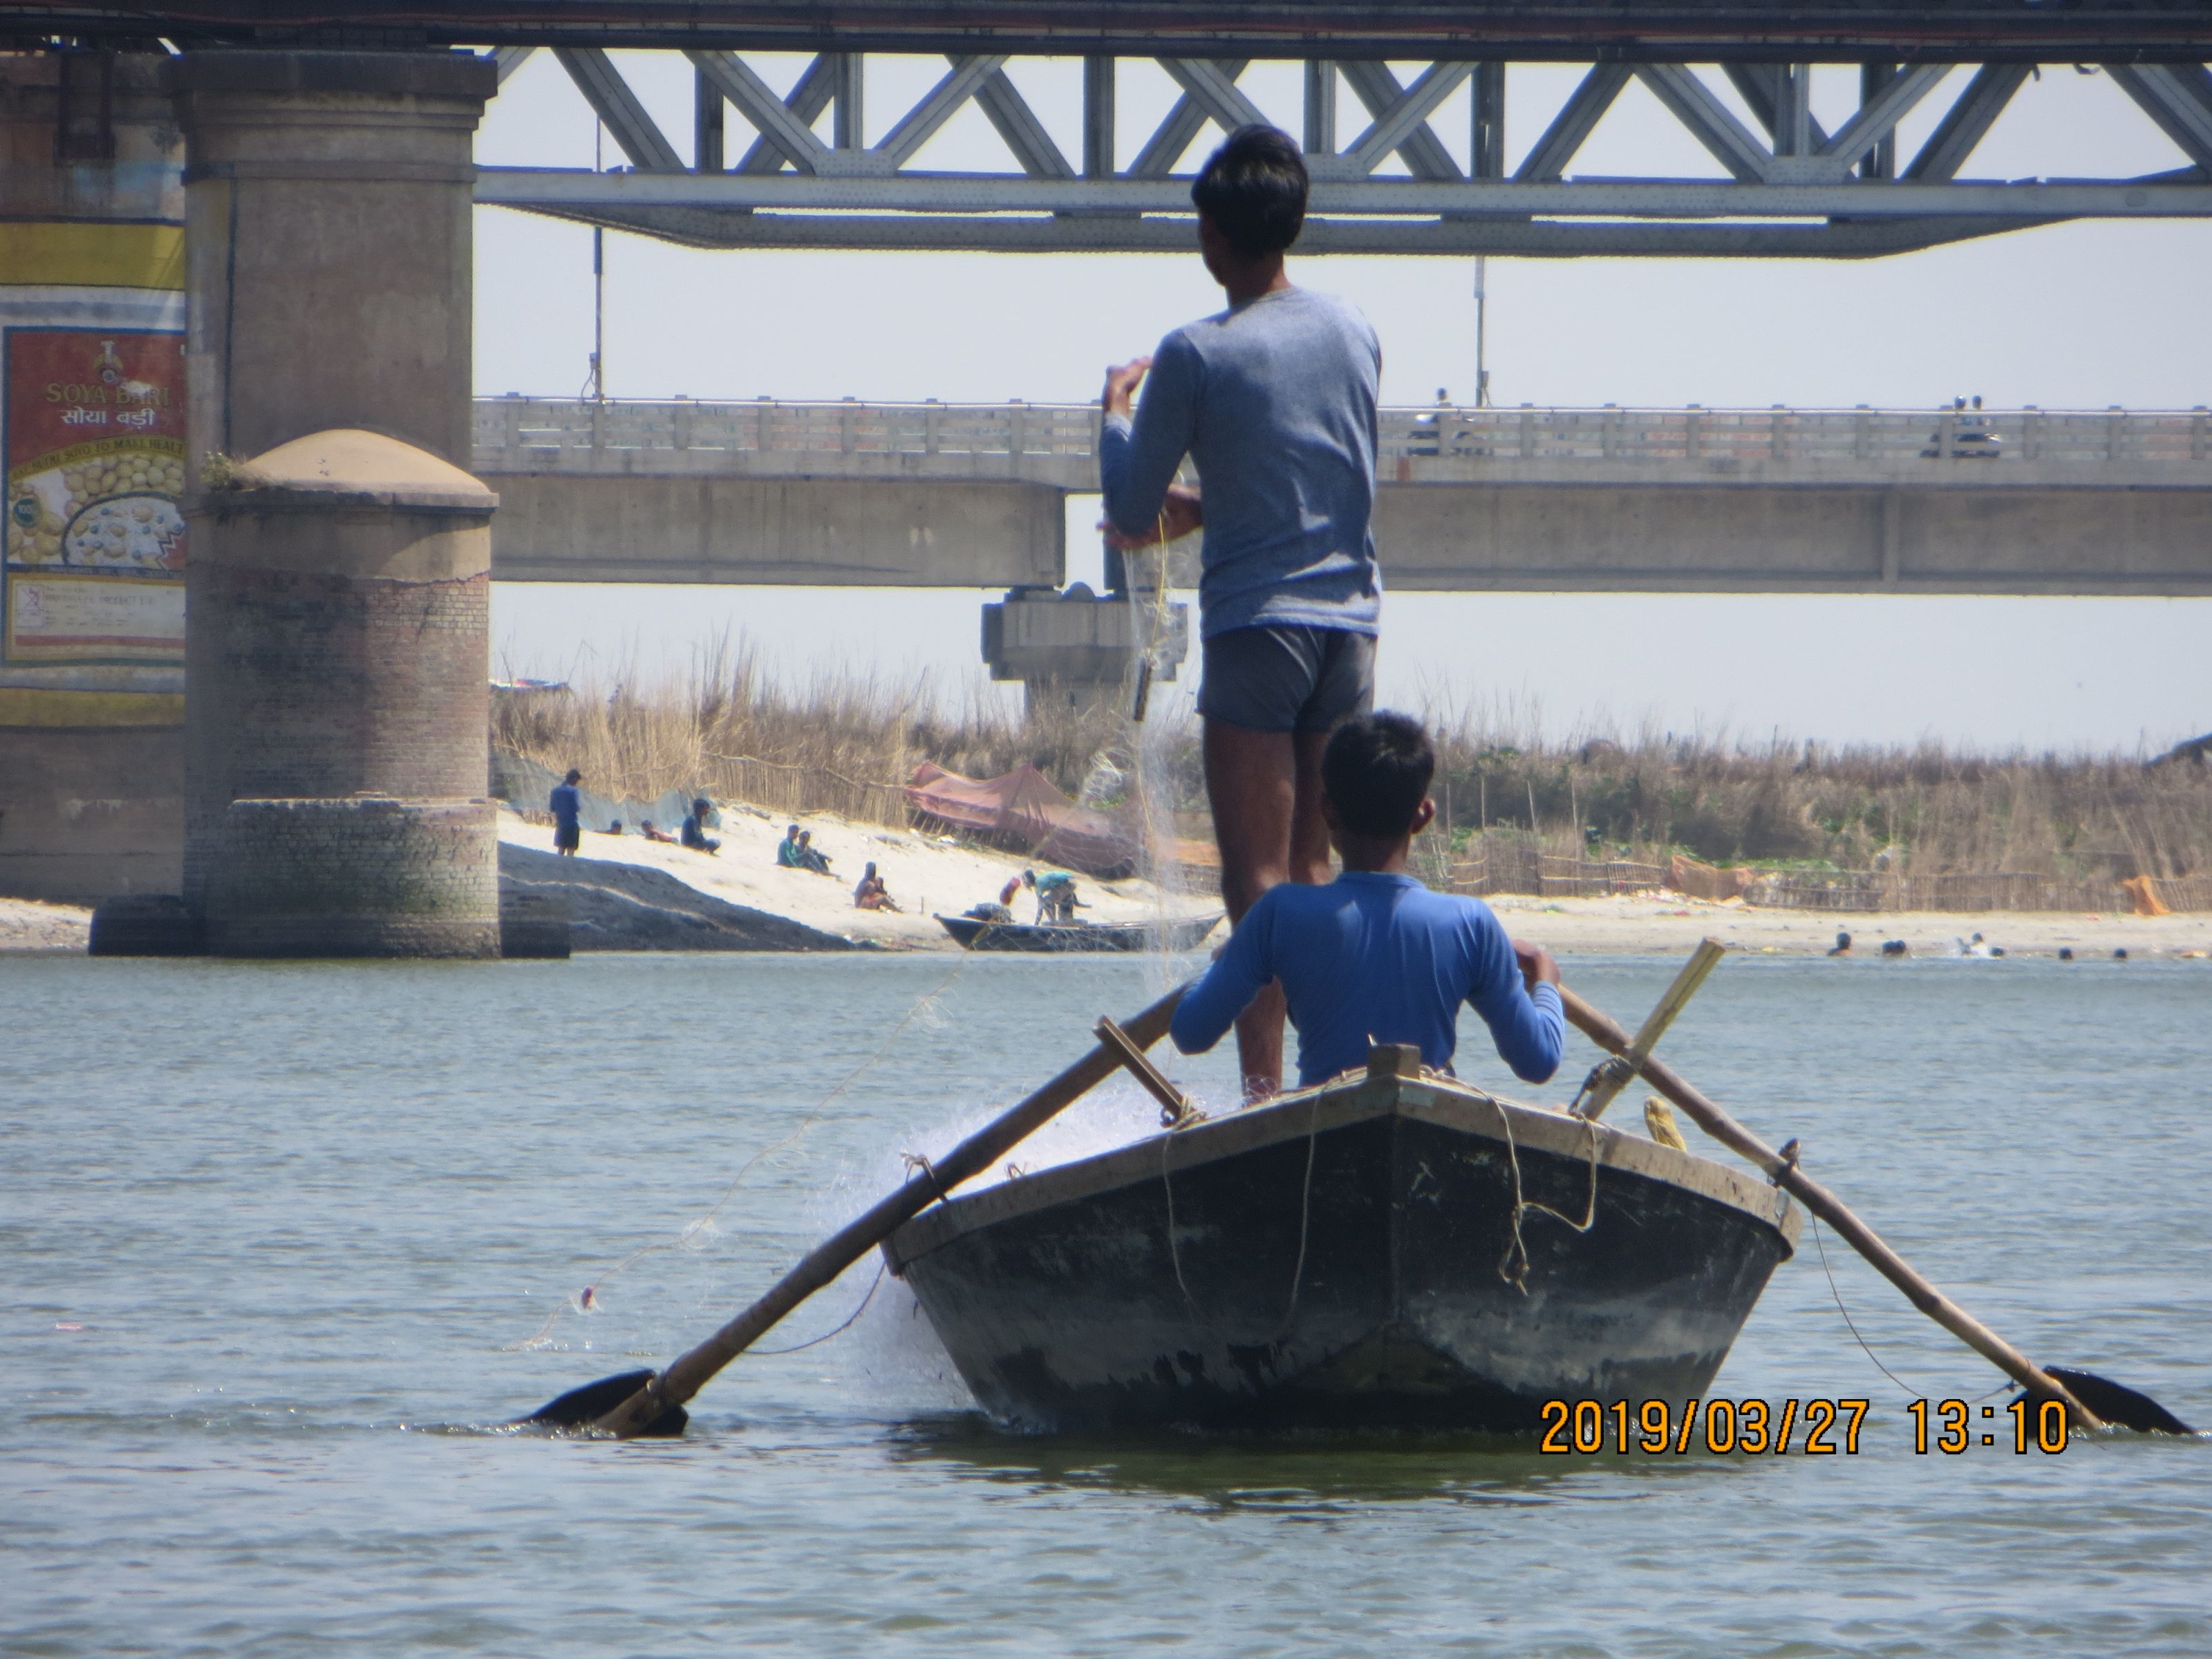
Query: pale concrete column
160 51 499 953
164 51 494 474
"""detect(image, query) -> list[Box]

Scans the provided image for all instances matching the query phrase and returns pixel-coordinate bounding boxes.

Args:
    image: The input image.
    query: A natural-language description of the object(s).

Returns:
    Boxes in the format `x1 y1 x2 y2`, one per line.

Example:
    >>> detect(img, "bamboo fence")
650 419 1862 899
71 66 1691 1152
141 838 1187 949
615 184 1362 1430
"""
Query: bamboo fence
1443 833 2211 912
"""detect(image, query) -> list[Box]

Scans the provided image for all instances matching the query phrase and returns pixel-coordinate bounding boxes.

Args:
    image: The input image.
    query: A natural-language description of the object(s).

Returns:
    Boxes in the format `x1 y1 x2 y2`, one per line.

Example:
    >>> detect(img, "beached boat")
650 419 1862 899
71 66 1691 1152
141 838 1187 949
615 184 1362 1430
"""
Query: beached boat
883 1053 1800 1432
935 913 1221 953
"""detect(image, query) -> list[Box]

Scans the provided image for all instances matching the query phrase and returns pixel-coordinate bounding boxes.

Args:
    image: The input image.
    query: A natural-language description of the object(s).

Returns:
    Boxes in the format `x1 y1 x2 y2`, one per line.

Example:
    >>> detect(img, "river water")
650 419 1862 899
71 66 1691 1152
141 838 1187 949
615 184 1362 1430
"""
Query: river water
6 950 2209 1657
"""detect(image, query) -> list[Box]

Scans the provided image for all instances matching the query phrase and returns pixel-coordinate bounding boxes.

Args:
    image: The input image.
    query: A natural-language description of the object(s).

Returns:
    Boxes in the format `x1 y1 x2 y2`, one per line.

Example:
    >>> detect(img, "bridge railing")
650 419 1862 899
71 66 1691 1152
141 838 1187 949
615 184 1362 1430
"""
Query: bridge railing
1403 405 2212 465
473 397 2212 468
476 396 1105 462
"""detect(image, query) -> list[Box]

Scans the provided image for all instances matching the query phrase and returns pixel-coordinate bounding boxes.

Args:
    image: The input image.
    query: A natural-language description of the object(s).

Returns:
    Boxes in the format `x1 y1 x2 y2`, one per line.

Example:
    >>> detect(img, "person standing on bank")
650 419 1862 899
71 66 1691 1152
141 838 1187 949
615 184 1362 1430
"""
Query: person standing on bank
1099 124 1383 1101
550 769 583 857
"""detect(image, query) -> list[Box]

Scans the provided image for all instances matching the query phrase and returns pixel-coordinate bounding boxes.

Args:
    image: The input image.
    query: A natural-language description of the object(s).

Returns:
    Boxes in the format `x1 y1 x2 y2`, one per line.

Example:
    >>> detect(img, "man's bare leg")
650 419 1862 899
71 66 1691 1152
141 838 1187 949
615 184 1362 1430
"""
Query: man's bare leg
1206 721 1334 1100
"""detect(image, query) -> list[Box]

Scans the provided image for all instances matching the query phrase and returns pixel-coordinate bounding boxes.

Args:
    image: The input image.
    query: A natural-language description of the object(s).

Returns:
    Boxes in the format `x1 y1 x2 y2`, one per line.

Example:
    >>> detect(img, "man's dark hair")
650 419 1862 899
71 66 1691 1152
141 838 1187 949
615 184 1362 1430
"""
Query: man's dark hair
1322 712 1436 839
1190 125 1309 257
563 769 581 784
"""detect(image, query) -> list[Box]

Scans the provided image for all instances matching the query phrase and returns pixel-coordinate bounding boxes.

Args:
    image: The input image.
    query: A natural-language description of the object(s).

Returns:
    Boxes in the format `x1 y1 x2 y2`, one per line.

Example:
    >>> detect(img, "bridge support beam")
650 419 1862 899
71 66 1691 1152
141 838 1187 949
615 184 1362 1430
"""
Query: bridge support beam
149 50 501 956
1371 479 2212 592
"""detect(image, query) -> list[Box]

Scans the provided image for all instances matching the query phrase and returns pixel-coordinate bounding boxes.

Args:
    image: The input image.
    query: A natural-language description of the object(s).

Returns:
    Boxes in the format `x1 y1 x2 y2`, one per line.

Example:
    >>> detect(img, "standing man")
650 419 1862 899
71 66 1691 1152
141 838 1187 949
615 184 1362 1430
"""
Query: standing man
1100 124 1383 1100
1024 868 1080 926
550 769 583 857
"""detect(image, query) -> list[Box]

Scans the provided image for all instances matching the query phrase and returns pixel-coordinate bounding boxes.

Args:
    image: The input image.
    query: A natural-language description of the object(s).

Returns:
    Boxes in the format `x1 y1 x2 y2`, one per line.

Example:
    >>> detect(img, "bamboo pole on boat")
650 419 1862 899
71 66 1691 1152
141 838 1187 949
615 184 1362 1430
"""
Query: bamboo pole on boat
1573 937 1726 1121
1558 986 2108 1432
577 982 1190 1439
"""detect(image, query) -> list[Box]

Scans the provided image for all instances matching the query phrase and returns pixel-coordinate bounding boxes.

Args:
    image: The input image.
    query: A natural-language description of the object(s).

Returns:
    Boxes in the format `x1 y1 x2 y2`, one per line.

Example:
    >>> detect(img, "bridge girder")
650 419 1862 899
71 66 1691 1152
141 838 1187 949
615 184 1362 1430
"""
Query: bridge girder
471 44 2212 258
17 1 2212 60
11 6 2212 256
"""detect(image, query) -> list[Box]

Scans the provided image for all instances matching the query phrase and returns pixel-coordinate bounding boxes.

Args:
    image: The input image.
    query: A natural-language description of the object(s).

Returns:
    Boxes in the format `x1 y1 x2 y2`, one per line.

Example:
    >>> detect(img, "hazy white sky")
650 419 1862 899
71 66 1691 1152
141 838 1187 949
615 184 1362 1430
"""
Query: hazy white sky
474 53 2211 753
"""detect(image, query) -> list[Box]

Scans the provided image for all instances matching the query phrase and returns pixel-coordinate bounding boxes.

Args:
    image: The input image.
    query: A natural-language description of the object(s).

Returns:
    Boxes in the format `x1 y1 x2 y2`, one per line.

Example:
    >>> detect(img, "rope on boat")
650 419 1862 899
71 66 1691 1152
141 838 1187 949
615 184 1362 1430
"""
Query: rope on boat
1808 1213 1927 1399
1808 1206 2007 1405
1159 1090 1327 1344
1482 1091 1602 1295
1268 1094 1324 1343
1160 1113 1208 1322
899 1150 948 1203
749 1261 888 1356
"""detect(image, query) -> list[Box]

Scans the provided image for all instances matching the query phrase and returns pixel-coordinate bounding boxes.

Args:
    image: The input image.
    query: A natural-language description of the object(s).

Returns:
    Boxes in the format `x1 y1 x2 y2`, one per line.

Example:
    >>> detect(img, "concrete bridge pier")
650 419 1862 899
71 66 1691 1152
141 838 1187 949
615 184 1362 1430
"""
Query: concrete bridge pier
982 579 1189 721
131 50 502 956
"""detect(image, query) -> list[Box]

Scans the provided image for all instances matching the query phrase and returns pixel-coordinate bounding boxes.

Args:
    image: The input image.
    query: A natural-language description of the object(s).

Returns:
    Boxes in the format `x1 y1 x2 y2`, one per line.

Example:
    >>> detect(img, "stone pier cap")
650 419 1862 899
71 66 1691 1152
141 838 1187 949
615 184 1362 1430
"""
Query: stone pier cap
187 428 498 579
193 427 498 515
162 48 496 126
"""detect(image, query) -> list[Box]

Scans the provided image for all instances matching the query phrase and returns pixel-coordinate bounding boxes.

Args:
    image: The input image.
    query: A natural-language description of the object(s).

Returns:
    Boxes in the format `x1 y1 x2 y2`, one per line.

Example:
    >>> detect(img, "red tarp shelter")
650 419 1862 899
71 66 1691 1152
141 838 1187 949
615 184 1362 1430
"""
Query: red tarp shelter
905 762 1141 878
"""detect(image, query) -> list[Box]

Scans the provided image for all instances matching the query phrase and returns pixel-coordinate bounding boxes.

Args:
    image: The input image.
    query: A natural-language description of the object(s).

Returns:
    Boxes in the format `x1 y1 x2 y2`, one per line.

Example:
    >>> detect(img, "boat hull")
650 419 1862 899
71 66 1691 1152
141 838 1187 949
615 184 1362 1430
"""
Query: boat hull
885 1074 1799 1433
935 913 1219 953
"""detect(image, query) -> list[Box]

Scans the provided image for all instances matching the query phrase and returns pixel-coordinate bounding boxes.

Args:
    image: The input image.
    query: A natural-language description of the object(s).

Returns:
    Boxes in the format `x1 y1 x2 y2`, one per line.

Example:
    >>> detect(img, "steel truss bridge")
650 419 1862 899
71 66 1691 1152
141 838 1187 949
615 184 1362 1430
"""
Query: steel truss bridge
17 1 2212 257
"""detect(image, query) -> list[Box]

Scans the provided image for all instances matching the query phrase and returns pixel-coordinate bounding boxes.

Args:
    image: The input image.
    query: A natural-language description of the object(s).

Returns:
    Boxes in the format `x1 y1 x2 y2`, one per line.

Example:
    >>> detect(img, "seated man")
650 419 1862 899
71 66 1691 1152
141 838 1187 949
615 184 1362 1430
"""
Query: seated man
797 830 833 877
680 798 722 855
640 819 677 845
1170 711 1564 1093
776 824 804 867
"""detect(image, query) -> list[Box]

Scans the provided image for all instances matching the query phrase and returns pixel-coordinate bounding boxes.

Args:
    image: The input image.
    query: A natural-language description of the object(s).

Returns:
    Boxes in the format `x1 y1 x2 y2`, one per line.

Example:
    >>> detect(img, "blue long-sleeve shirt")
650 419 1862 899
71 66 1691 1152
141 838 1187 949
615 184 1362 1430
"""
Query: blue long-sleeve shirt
1100 287 1382 639
1170 872 1566 1090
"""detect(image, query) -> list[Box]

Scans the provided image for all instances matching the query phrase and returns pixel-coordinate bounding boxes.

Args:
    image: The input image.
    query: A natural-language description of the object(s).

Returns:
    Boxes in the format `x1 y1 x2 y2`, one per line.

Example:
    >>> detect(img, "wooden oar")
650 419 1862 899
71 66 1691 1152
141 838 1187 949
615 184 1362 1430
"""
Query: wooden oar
523 981 1190 1440
1573 937 1725 1121
1560 985 2192 1436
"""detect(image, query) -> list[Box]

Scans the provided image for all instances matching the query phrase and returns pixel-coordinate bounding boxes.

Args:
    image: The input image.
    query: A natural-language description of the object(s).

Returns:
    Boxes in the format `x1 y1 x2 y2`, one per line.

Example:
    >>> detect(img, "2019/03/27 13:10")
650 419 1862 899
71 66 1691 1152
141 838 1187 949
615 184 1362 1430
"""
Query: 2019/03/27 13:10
1909 1396 2072 1454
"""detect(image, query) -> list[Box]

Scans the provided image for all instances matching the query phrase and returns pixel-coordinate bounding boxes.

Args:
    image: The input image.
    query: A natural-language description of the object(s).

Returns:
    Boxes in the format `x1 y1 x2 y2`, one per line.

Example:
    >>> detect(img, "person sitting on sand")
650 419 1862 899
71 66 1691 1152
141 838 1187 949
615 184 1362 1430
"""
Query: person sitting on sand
608 819 624 836
1025 868 1080 925
1170 711 1564 1094
797 830 833 877
777 825 804 868
550 769 583 857
640 819 677 845
680 798 721 855
854 862 902 912
1828 930 1853 956
1881 939 1909 957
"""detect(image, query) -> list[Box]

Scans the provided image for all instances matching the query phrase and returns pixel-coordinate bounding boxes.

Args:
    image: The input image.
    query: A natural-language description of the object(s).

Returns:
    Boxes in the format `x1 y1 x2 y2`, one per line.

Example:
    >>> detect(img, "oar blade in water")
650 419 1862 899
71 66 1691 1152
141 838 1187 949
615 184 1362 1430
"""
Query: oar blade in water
2043 1367 2195 1436
522 1368 689 1438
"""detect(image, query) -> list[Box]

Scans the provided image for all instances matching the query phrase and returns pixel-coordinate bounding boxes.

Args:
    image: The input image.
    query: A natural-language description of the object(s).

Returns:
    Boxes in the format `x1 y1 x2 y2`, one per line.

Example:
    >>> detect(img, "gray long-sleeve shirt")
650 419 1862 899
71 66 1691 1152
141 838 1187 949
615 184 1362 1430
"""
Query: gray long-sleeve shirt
1100 287 1382 640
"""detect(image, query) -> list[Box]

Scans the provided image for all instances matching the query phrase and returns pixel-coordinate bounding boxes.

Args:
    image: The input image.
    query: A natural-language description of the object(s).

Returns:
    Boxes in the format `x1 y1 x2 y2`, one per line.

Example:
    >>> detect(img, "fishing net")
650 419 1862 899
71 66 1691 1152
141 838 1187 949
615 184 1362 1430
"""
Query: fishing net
505 541 1221 1394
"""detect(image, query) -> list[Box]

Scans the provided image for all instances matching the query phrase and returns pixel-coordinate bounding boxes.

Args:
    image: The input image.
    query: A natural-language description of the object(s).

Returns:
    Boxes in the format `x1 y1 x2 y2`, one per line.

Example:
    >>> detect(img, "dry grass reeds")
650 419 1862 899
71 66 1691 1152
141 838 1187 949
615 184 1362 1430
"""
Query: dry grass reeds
494 657 2211 888
1423 699 2212 884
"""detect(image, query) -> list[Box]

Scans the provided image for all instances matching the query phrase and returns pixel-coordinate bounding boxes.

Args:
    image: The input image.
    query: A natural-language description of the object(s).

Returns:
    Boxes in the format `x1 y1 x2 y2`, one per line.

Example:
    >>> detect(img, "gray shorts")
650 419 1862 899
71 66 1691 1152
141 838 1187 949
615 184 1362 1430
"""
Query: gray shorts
1197 624 1376 734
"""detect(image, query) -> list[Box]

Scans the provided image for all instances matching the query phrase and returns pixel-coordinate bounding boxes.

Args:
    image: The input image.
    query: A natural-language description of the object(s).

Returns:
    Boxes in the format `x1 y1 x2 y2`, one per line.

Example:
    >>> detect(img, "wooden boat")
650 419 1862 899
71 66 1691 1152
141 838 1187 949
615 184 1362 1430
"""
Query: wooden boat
935 912 1221 953
883 1054 1800 1432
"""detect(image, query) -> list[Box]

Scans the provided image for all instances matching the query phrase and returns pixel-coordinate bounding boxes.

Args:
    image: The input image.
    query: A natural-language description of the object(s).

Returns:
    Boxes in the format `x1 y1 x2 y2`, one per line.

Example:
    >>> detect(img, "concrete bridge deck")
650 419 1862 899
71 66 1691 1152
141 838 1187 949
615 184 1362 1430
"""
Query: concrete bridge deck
474 399 2212 594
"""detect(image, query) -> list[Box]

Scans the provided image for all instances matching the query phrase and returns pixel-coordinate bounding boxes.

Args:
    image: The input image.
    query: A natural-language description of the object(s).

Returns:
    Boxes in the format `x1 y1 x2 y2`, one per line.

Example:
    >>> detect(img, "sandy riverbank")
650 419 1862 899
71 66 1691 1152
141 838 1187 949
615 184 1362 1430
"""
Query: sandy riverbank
1483 890 2212 959
10 833 2206 959
498 805 1211 949
0 897 91 953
